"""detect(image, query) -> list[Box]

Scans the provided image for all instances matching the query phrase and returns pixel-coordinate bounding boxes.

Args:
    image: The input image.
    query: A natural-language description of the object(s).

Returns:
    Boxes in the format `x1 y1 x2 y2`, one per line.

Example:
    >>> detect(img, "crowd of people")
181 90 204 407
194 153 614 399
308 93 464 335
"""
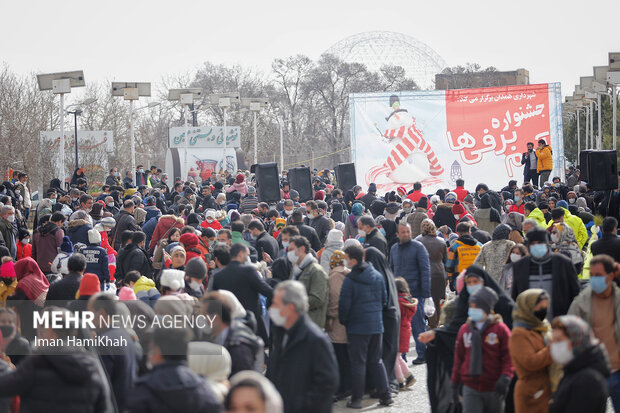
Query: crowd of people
0 152 618 413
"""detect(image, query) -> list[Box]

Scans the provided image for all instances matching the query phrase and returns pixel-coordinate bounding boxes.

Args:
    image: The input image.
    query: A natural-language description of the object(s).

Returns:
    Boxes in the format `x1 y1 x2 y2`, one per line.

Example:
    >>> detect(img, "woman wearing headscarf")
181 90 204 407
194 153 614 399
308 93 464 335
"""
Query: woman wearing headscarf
505 212 525 244
225 370 283 413
548 315 610 413
381 219 398 252
225 174 248 196
69 168 87 190
548 222 583 272
509 289 554 413
8 257 50 341
330 201 347 224
344 202 364 240
433 191 458 232
365 246 400 393
473 224 515 283
417 219 447 329
419 265 515 413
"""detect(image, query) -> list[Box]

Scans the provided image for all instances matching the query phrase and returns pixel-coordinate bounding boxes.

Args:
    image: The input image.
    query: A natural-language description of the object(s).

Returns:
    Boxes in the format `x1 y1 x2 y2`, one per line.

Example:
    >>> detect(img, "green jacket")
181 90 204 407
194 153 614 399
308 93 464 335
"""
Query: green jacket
547 208 588 249
0 218 15 257
527 208 547 227
568 283 620 347
231 231 249 246
297 261 329 328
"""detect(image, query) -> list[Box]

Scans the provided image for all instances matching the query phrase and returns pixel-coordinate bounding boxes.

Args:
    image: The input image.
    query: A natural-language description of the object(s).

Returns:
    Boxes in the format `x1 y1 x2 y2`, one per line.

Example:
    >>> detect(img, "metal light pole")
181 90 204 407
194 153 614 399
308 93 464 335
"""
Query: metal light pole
590 100 595 149
597 94 602 149
614 85 617 150
59 93 65 181
129 100 135 185
223 107 227 171
279 119 284 169
253 111 258 165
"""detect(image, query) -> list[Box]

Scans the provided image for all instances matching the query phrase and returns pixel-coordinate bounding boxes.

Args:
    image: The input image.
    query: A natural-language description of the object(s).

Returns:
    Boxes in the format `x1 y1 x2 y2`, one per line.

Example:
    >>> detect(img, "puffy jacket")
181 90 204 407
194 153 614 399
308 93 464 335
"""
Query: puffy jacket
363 228 388 256
398 294 417 353
82 244 110 283
338 262 386 335
117 244 152 280
296 258 329 328
110 211 139 251
148 215 184 252
535 145 553 172
527 208 547 227
66 219 92 246
390 239 431 298
32 222 64 273
473 239 515 283
309 215 331 246
446 235 483 282
546 208 588 249
452 315 514 392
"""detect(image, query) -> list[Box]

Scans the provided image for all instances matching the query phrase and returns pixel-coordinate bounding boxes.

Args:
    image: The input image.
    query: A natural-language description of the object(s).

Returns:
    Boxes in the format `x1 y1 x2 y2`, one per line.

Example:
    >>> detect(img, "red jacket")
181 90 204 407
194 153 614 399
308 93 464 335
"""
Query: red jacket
17 242 32 260
201 219 222 231
407 191 424 203
398 294 417 353
451 315 514 392
148 215 185 252
457 213 477 227
508 203 525 215
453 186 468 202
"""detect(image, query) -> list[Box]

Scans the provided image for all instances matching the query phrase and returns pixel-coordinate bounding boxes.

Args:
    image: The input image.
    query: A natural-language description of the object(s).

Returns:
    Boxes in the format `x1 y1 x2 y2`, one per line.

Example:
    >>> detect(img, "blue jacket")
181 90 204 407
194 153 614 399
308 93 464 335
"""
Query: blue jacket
82 244 110 283
338 262 386 335
141 216 158 251
66 219 92 246
390 239 431 298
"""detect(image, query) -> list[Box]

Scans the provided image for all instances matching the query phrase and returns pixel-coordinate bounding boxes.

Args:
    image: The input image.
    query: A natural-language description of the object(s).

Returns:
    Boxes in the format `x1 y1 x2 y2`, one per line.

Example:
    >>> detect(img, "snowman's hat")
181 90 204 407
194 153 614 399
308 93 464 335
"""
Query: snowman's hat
389 95 400 107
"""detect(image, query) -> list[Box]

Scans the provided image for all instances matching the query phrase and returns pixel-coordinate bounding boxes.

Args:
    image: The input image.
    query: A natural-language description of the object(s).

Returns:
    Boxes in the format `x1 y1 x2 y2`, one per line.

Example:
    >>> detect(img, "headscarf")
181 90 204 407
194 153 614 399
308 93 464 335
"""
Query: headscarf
14 257 49 307
513 289 551 338
314 190 325 201
364 247 398 317
329 250 346 269
381 219 398 245
505 212 524 231
576 197 588 211
228 371 283 413
421 218 437 237
553 315 598 356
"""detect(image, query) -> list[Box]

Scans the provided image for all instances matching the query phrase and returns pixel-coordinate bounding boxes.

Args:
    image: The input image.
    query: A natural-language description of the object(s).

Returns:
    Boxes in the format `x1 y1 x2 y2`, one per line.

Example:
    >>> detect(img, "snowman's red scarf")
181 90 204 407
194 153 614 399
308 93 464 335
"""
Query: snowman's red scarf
367 123 444 183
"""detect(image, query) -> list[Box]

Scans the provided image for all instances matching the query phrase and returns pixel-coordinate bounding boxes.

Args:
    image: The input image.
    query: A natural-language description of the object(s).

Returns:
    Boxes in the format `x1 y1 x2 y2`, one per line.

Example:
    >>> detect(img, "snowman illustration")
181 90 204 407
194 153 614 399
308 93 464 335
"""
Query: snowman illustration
366 95 444 191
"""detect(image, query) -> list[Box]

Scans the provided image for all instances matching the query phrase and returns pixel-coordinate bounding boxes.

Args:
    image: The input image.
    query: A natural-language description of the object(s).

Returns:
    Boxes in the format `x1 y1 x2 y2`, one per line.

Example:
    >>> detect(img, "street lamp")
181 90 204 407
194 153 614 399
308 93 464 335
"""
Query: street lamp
66 97 97 171
112 82 152 185
36 70 85 186
608 53 620 150
209 93 240 172
240 98 269 165
169 88 204 177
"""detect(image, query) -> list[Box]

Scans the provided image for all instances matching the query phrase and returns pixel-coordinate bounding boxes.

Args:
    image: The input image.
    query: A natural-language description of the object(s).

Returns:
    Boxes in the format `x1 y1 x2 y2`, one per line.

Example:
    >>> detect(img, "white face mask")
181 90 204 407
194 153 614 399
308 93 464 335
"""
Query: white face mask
284 209 293 216
269 307 287 327
21 238 30 245
282 241 289 249
344 259 352 269
358 228 366 237
550 341 574 365
189 280 202 291
568 198 576 204
107 202 115 208
6 215 15 223
306 213 314 221
287 249 298 264
510 253 521 263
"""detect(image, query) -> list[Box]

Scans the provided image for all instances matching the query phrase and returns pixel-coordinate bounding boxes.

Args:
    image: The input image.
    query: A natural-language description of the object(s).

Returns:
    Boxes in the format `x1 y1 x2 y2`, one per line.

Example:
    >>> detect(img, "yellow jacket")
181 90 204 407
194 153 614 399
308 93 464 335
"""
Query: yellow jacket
546 208 588 249
527 208 547 227
535 145 553 172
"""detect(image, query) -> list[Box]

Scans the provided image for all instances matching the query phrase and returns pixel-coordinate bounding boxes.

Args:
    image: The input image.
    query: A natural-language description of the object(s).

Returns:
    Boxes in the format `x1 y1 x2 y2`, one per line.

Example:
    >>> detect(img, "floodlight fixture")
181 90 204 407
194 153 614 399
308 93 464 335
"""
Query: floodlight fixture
168 88 203 102
580 76 594 91
209 92 240 108
240 97 270 164
610 53 620 71
593 66 609 84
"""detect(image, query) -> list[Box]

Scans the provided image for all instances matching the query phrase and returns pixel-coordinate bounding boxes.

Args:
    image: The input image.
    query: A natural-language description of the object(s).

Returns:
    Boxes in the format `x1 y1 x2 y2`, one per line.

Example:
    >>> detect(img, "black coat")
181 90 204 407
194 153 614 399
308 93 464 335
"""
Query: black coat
309 215 331 246
433 204 457 232
110 210 139 250
359 192 377 210
125 361 222 413
591 233 620 263
549 345 610 413
199 195 218 212
254 231 279 261
46 272 82 307
291 222 321 252
363 228 388 257
224 319 264 376
117 244 152 280
511 253 580 317
267 315 339 413
0 348 113 413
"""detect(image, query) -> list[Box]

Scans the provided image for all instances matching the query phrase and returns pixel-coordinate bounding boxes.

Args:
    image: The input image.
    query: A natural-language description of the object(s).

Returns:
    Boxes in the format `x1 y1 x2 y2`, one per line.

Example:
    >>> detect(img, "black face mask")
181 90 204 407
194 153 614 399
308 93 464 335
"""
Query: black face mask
0 325 14 338
534 308 547 321
528 148 533 152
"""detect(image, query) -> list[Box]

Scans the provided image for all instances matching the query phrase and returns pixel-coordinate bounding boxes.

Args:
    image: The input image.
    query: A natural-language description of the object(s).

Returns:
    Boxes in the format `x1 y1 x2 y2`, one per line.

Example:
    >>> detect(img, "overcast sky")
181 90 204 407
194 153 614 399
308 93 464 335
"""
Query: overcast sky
2 0 618 99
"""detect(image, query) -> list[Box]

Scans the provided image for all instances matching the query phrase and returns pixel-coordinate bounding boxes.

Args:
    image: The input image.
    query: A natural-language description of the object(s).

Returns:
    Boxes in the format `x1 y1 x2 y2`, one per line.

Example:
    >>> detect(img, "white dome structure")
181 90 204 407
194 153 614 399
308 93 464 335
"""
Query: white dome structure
325 31 446 90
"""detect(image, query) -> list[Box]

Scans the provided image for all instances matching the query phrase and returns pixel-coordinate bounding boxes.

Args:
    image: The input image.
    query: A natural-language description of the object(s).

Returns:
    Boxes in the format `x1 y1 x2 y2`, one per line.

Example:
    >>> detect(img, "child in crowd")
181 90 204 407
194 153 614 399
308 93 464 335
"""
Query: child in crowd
395 277 417 389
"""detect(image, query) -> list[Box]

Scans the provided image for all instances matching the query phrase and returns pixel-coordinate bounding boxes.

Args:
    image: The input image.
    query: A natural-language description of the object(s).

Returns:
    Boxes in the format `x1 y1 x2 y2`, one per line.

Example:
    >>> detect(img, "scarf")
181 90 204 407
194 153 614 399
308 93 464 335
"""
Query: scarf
469 319 490 377
292 254 316 279
15 257 49 307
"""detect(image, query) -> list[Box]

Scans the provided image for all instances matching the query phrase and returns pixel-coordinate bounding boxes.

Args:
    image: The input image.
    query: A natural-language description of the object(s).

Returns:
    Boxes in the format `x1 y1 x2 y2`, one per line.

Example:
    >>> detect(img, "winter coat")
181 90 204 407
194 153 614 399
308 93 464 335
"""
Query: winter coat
225 181 248 196
407 208 429 238
474 208 501 234
32 222 64 273
50 251 71 276
473 239 515 283
535 145 553 172
568 283 620 347
338 262 386 335
267 314 339 413
17 242 32 260
358 192 377 210
527 207 547 227
344 214 359 240
224 319 265 376
143 206 161 223
546 208 588 249
451 314 514 392
548 345 610 413
309 215 331 246
390 239 431 298
110 210 139 251
290 222 321 252
433 203 457 232
148 215 184 252
117 243 152 280
320 240 344 273
254 231 279 261
0 218 15 258
591 233 620 263
453 186 468 202
327 266 349 344
125 361 222 413
363 228 388 257
296 258 329 328
82 244 110 283
398 294 417 353
418 234 448 283
509 327 552 413
0 348 113 413
46 271 81 307
511 253 580 317
66 219 93 246
446 235 483 280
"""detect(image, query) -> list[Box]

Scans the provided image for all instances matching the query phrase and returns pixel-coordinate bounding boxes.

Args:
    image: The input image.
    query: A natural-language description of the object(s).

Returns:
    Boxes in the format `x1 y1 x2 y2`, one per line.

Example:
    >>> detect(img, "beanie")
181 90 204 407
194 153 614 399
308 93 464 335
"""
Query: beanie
397 186 407 196
327 229 344 244
179 233 199 248
100 216 116 229
118 286 137 301
469 286 499 315
463 194 474 204
160 269 185 291
492 224 511 241
430 195 441 205
247 186 257 194
88 228 101 245
0 261 16 279
526 228 549 245
60 236 73 253
444 192 457 203
556 200 568 209
417 196 429 210
451 201 466 216
289 189 299 199
18 228 30 241
78 273 101 297
185 257 207 281
368 183 377 193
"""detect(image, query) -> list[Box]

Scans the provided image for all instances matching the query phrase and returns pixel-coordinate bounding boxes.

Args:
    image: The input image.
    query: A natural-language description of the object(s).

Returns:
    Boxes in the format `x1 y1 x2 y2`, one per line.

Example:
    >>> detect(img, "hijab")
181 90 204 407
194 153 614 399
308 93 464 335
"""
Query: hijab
364 247 398 317
513 288 551 339
14 257 49 307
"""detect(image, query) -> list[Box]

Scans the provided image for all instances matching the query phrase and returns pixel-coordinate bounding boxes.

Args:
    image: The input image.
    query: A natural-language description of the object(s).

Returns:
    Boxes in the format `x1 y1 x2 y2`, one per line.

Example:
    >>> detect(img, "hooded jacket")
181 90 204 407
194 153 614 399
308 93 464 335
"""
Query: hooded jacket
82 243 110 283
296 256 329 328
407 207 429 238
433 203 457 232
148 215 185 253
446 235 483 281
320 239 344 274
473 195 501 234
32 222 64 273
66 219 93 246
527 207 547 227
535 145 553 173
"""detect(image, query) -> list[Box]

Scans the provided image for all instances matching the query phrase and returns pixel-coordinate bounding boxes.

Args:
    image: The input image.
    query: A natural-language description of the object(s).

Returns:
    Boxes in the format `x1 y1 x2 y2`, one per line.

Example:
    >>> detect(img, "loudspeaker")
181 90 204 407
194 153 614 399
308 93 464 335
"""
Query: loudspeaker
579 150 592 182
287 167 312 202
585 150 618 191
255 163 281 203
335 163 357 192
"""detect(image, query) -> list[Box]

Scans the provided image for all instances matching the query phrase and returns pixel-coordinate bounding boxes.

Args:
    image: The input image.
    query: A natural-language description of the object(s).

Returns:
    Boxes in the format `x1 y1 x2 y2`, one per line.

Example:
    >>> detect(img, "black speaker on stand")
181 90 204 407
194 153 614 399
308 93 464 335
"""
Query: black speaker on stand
335 163 357 192
287 167 313 202
579 150 592 182
254 163 281 203
585 150 618 191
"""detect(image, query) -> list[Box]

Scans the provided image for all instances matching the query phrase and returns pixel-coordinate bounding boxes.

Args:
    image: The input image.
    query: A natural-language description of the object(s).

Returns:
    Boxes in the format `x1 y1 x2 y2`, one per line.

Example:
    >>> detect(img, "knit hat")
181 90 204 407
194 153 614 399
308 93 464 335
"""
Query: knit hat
78 273 101 298
327 229 343 244
492 224 511 241
100 217 116 229
88 228 101 245
417 196 428 210
526 228 549 245
160 269 185 291
247 186 257 195
368 183 377 193
430 195 441 205
235 174 245 184
343 238 361 249
444 192 457 203
465 264 488 281
451 201 466 215
179 233 199 248
463 194 474 204
60 236 73 253
334 221 345 233
170 245 186 256
329 250 346 269
275 218 286 229
397 186 407 197
118 286 137 301
185 257 207 280
556 200 568 209
351 203 364 216
0 261 16 279
469 286 498 315
205 210 216 221
18 227 30 241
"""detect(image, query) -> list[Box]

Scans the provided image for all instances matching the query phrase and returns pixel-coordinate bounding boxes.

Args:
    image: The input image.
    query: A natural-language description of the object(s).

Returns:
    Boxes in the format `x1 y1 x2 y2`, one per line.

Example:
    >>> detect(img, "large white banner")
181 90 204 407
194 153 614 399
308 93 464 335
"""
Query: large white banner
169 126 241 148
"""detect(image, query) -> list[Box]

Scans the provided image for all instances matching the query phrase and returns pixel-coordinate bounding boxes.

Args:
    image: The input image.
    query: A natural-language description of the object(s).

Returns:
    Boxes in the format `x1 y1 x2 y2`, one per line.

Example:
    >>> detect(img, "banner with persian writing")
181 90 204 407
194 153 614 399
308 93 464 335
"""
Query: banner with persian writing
350 83 563 193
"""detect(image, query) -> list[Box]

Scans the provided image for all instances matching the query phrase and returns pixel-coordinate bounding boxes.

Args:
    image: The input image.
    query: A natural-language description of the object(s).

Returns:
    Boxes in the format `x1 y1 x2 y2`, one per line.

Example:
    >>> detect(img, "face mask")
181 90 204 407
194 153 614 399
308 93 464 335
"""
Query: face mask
114 171 119 176
6 215 15 223
245 256 251 265
284 209 293 216
466 284 482 296
550 233 560 243
107 202 115 208
15 190 20 195
468 307 486 322
287 250 298 264
269 307 287 327
0 325 14 338
250 234 258 241
21 238 30 245
51 198 56 205
306 213 314 221
510 253 522 263
403 207 412 214
529 244 548 259
379 228 386 236
590 275 609 294
282 241 289 249
554 183 560 188
514 195 521 202
139 169 144 173
454 214 460 220
550 341 574 365
533 308 547 321
358 229 366 237
344 259 352 269
189 280 202 291
85 207 92 214
568 198 576 204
